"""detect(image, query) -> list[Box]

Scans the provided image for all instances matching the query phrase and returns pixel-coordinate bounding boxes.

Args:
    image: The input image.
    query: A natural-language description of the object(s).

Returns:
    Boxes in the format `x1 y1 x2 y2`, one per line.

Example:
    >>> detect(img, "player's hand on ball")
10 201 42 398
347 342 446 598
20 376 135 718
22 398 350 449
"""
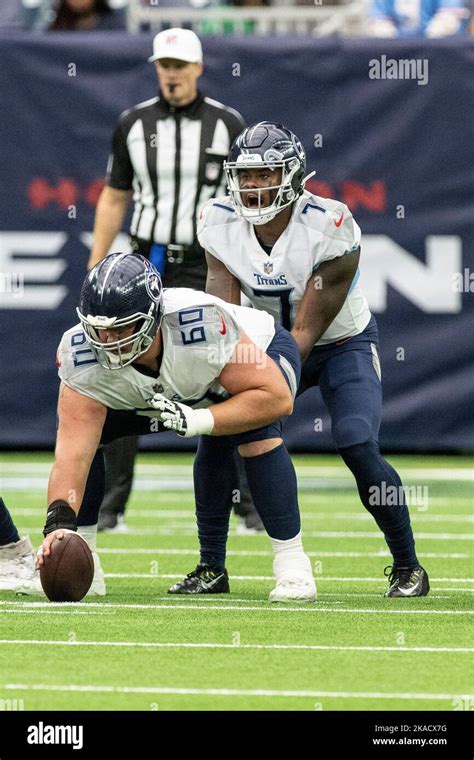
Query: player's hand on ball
36 529 67 568
149 393 214 437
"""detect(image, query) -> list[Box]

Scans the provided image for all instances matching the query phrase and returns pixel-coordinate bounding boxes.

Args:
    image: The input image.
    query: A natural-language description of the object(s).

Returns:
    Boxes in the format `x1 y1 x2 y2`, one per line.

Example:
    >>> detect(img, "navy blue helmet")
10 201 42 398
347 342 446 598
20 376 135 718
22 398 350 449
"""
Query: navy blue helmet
225 122 308 225
77 252 163 370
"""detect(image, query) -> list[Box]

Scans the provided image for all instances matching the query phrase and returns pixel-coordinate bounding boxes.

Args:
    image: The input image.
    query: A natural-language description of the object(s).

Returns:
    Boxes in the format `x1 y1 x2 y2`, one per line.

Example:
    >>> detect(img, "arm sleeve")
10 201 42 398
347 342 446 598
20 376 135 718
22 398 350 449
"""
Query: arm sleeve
106 119 134 191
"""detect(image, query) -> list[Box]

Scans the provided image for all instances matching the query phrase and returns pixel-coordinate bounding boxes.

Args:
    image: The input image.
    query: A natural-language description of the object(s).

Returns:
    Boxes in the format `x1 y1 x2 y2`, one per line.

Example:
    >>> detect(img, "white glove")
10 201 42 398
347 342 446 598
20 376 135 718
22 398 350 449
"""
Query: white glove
368 18 398 37
149 394 214 438
425 10 462 37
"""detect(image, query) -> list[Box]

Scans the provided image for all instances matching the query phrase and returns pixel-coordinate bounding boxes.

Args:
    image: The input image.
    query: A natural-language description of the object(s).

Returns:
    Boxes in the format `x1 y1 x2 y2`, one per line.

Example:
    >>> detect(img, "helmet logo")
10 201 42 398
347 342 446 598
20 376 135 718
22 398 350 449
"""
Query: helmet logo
263 148 284 162
237 152 262 164
145 272 161 302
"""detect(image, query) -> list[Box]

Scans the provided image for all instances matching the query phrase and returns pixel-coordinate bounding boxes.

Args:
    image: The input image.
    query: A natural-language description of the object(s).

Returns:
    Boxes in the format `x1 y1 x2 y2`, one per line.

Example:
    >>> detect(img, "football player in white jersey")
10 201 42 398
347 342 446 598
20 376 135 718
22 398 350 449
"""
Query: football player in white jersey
196 122 429 598
26 252 316 602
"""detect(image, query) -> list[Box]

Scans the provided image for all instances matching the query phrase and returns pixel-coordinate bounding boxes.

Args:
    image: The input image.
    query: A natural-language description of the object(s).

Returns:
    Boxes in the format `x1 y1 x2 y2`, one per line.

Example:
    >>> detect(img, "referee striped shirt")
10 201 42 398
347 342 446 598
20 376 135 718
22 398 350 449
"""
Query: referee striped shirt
106 92 245 246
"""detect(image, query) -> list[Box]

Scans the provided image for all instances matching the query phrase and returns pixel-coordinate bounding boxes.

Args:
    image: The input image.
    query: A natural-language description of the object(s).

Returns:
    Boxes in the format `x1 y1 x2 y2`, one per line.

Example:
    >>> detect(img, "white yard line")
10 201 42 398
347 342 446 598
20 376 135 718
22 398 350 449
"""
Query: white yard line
10 508 473 523
2 462 472 478
3 682 473 700
258 531 474 540
103 573 473 584
95 548 470 559
14 527 473 540
0 609 114 615
2 468 472 492
0 600 471 615
0 640 472 653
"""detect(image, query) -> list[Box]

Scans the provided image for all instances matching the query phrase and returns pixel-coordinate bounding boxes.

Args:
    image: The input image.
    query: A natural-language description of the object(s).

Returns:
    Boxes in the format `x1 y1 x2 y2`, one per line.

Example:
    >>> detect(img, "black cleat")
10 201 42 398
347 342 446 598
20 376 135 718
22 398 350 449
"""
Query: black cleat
384 565 430 597
168 564 230 595
236 513 265 534
97 511 128 533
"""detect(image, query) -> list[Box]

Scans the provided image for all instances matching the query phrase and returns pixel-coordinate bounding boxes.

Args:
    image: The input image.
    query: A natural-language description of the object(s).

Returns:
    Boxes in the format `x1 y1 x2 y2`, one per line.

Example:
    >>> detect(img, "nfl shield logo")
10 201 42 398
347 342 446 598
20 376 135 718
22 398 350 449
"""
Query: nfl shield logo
205 161 221 182
263 261 273 275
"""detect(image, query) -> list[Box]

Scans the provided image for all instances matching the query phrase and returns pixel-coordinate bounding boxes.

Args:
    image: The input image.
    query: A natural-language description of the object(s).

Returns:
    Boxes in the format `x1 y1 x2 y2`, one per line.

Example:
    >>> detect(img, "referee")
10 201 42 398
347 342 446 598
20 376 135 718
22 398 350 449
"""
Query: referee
87 29 256 533
88 28 245 286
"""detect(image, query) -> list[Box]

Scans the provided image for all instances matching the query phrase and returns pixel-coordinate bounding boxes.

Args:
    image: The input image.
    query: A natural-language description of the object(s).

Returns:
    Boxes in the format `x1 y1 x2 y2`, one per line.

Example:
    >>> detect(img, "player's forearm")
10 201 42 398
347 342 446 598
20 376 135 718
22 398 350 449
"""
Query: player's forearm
206 275 240 305
292 316 329 363
88 187 129 270
47 455 94 516
209 389 293 436
205 252 241 304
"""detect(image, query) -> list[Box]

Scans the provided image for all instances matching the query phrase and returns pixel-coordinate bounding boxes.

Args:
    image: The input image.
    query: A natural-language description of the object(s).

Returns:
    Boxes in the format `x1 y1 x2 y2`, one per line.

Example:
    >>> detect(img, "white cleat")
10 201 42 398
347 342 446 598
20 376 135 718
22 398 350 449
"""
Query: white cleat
269 549 317 603
269 576 317 603
0 536 106 597
89 551 106 596
0 536 42 594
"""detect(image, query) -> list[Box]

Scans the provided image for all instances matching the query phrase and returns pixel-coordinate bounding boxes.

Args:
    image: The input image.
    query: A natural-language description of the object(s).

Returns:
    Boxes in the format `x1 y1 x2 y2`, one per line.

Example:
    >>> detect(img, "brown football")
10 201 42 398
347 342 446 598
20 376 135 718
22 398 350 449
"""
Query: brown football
40 532 94 602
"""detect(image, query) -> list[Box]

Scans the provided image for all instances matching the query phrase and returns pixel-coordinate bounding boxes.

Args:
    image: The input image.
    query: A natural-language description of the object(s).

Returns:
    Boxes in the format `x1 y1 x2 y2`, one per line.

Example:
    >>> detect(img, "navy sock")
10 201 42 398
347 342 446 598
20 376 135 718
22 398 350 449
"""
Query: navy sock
339 439 418 568
194 436 238 571
77 449 105 527
0 497 20 545
243 443 301 540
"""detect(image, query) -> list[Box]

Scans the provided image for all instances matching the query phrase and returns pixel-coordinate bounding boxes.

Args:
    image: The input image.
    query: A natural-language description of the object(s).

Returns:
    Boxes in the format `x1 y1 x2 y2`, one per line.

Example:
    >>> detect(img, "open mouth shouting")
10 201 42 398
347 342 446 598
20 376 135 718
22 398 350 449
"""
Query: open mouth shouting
242 190 276 209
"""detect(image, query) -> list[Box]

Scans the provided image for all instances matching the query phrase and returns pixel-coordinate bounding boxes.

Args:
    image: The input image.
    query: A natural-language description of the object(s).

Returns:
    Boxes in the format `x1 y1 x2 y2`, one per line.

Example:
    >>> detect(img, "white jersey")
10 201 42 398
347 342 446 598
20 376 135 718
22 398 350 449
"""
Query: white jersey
198 190 372 345
57 289 275 415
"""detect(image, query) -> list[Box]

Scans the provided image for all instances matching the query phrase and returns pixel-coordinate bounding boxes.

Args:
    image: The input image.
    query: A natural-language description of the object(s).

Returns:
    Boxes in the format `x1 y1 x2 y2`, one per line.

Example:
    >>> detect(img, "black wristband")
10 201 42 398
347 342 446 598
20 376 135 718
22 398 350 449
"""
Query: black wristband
43 500 77 537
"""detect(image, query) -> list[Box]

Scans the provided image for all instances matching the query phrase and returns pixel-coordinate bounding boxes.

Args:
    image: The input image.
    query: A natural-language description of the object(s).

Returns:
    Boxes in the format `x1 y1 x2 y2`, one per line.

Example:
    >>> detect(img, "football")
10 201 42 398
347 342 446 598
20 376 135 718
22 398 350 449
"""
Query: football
40 532 94 602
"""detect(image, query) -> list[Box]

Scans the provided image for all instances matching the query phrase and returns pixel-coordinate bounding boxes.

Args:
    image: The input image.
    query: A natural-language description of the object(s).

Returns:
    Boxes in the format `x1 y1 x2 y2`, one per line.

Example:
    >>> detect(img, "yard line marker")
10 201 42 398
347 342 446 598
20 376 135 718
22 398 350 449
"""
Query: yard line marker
0 601 471 615
4 683 473 700
0 640 472 653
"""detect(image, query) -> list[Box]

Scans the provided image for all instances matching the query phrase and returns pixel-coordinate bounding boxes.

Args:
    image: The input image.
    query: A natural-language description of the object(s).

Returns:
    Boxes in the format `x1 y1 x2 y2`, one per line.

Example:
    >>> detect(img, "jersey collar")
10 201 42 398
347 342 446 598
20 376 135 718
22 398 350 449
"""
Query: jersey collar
155 91 205 119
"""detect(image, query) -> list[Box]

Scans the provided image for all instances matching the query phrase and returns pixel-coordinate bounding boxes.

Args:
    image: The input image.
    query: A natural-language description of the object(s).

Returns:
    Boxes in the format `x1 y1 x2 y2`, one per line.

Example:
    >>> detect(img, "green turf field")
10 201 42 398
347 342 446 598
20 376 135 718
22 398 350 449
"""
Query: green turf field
0 452 472 712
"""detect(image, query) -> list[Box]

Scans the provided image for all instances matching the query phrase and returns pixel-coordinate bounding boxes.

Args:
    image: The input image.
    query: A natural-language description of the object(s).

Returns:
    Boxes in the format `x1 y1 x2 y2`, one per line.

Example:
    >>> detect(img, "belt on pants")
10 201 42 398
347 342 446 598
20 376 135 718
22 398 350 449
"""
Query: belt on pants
130 237 203 267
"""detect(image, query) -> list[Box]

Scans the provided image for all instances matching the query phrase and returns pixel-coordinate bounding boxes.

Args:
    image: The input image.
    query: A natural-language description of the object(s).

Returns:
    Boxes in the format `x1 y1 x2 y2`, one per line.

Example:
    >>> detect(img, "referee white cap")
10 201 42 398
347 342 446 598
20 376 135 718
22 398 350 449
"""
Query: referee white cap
148 28 203 64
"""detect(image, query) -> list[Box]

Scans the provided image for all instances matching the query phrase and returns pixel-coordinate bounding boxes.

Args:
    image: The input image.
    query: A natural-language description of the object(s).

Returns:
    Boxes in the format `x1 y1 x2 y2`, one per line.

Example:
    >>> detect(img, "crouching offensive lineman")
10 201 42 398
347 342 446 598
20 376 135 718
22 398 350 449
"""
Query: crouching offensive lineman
29 252 316 602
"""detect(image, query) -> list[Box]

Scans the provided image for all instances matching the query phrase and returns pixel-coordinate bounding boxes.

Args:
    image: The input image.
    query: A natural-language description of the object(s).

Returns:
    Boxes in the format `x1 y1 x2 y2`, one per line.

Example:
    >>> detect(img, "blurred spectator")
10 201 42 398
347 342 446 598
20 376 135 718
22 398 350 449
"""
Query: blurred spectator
48 0 126 30
369 0 470 36
0 0 23 29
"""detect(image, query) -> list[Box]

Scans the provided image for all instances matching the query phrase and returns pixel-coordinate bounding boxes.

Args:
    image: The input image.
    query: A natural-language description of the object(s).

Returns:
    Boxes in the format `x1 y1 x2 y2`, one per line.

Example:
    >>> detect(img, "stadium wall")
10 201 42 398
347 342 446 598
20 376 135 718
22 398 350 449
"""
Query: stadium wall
0 34 472 451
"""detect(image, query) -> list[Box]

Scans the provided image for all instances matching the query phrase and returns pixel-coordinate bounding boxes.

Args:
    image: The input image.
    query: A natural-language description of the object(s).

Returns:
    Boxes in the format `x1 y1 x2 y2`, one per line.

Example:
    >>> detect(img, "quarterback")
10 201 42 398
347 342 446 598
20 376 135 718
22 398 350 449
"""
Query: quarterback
5 252 315 602
196 121 429 597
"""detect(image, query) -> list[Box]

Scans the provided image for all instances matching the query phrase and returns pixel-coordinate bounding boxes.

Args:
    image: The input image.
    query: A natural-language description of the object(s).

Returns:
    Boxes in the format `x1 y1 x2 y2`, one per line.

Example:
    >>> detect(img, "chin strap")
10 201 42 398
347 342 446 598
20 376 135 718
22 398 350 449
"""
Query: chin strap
302 171 316 186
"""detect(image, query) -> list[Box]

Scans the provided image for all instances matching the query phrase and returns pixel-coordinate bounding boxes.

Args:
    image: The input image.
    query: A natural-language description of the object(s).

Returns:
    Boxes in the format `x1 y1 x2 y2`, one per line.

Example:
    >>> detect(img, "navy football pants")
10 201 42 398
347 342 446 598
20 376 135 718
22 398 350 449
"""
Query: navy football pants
299 317 418 568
